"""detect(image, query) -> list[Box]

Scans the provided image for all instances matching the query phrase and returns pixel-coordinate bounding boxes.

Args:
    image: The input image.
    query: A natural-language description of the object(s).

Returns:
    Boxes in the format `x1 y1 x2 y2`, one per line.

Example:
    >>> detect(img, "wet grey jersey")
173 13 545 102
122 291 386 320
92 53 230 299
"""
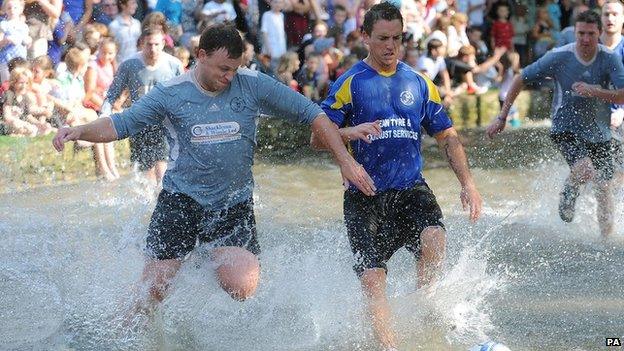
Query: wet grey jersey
101 53 183 112
110 67 323 210
522 43 624 143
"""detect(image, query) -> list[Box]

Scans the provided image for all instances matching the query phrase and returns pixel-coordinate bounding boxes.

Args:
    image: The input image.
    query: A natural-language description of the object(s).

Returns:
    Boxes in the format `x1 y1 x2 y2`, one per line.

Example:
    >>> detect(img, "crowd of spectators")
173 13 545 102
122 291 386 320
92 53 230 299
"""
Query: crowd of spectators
0 0 603 176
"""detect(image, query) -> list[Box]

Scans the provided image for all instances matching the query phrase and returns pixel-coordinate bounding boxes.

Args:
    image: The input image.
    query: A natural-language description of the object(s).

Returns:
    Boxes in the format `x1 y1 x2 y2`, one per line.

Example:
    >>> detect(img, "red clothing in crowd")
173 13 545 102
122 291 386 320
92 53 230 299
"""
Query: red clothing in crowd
491 20 514 49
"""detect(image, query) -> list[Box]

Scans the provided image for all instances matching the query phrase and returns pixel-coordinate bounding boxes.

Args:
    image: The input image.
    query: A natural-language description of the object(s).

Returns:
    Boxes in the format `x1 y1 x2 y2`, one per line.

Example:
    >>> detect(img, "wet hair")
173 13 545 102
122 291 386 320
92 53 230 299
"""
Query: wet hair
139 26 165 42
575 10 602 31
198 23 243 58
362 2 403 36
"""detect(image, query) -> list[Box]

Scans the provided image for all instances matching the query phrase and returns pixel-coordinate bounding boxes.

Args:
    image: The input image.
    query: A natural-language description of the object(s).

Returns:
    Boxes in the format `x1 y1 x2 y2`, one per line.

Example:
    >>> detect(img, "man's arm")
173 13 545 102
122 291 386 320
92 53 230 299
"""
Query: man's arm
486 73 525 138
572 83 624 104
310 120 381 149
434 127 482 222
52 117 118 151
311 114 376 196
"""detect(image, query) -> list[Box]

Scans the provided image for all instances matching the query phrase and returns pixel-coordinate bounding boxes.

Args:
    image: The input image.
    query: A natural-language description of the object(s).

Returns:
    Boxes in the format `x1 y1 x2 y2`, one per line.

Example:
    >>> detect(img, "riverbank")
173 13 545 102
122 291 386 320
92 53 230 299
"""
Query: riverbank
0 122 558 192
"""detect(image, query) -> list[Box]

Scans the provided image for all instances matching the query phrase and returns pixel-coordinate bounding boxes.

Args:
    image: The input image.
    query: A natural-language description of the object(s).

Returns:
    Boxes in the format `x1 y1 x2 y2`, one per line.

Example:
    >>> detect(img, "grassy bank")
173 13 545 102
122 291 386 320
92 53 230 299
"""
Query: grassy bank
0 125 558 191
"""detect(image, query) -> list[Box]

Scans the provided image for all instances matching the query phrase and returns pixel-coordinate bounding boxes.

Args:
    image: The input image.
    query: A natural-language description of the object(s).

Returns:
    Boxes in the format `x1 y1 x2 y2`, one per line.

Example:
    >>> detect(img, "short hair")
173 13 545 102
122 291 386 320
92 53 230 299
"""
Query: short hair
427 38 443 54
467 25 482 34
7 57 29 72
334 4 347 12
31 55 54 78
576 10 602 31
198 23 243 58
457 44 476 58
139 26 165 42
65 47 89 72
362 2 403 36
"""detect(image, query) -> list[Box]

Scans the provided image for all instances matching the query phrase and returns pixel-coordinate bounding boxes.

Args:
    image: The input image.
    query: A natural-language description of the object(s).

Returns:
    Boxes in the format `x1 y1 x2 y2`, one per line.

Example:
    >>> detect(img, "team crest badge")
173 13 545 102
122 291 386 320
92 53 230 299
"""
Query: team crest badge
400 91 414 106
230 97 246 112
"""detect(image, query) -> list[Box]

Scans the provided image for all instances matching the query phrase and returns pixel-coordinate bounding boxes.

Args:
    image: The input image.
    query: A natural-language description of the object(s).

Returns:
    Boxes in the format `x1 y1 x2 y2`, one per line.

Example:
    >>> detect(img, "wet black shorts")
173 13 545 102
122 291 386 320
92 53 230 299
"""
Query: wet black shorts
550 132 616 181
344 183 444 276
129 125 169 171
145 190 260 260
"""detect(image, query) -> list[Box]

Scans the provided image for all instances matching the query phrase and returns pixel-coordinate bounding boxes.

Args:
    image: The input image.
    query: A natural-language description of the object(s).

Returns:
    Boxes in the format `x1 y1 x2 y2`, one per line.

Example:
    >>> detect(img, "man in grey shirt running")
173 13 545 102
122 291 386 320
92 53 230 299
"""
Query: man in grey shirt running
487 10 624 238
53 24 376 319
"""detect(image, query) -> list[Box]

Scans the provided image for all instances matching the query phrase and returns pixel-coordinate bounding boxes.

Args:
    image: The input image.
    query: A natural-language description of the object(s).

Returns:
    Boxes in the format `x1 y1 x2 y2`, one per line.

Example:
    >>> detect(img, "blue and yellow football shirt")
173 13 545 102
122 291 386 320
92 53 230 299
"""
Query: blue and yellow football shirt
321 60 453 192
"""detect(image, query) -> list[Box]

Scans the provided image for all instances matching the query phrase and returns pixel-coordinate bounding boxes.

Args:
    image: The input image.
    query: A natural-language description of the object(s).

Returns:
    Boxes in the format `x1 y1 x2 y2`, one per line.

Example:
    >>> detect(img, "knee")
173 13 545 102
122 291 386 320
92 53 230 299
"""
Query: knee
420 226 446 252
360 269 387 299
215 247 260 301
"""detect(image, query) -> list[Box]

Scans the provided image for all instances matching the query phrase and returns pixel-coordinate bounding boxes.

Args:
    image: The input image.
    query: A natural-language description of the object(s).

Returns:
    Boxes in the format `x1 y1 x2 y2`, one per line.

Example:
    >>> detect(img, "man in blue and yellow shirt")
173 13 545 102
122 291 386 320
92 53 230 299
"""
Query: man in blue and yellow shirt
312 3 482 350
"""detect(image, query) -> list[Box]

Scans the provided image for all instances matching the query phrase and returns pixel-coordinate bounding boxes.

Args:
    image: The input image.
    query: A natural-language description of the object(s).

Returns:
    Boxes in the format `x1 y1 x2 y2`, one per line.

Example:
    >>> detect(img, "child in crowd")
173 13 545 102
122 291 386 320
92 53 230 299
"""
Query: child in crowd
276 51 300 91
30 56 56 123
173 46 190 71
498 51 521 127
261 0 287 70
83 37 120 180
2 67 53 136
532 7 555 59
0 0 31 82
490 3 514 50
296 54 323 103
512 4 530 66
108 0 141 62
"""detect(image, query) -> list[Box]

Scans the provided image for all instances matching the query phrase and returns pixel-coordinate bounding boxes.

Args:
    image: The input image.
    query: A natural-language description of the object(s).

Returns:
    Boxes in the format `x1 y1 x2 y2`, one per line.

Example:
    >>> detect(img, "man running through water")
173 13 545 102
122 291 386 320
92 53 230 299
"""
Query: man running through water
53 24 376 320
312 3 482 349
487 10 624 238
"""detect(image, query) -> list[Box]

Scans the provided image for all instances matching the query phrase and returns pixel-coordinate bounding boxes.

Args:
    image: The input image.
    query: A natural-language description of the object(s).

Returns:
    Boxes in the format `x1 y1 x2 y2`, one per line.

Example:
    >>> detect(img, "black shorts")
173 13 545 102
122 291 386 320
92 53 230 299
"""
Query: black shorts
344 183 444 276
550 132 616 181
129 125 169 171
145 190 260 260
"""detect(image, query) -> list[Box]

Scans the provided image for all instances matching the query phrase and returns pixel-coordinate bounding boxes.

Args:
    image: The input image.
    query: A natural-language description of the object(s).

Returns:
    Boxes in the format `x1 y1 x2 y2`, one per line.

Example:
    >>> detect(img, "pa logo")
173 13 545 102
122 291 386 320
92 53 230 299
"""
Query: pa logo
230 97 246 112
400 90 414 106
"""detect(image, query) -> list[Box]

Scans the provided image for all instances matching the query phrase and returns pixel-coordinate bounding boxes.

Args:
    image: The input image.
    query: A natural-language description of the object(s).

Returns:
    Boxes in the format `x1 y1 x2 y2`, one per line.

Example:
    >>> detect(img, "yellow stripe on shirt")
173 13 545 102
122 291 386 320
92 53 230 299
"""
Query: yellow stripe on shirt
415 71 442 104
330 75 355 110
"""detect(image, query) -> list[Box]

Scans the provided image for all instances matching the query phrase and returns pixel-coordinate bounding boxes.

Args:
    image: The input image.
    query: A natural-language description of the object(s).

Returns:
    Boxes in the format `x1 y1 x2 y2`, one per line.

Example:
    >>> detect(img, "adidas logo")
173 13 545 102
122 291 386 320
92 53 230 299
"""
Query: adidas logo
208 103 220 112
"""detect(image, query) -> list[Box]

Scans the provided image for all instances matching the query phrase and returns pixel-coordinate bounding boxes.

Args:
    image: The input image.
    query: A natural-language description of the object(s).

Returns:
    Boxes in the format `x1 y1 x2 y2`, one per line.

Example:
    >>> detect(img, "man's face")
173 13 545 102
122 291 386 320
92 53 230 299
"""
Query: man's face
575 21 601 52
601 2 624 35
196 47 242 92
123 0 137 15
363 19 402 70
142 33 165 62
102 0 118 17
334 9 347 25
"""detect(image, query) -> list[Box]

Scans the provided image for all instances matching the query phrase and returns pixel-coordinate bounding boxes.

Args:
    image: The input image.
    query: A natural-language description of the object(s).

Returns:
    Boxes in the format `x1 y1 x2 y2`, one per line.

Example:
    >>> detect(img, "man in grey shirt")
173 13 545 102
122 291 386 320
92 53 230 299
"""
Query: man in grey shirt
487 11 624 238
53 24 376 319
101 27 183 185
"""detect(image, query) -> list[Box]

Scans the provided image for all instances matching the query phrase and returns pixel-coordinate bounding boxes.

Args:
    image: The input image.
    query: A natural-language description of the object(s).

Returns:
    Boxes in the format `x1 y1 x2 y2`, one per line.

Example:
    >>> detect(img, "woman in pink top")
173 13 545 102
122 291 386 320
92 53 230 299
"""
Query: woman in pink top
84 37 120 181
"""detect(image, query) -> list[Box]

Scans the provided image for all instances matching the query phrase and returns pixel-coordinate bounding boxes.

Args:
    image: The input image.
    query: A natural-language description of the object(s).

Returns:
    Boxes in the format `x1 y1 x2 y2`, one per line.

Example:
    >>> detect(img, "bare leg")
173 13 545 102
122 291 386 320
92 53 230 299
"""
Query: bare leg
360 268 398 350
92 143 116 181
154 161 167 184
559 158 595 222
595 179 614 238
417 226 446 290
104 142 120 179
134 259 182 315
212 246 260 301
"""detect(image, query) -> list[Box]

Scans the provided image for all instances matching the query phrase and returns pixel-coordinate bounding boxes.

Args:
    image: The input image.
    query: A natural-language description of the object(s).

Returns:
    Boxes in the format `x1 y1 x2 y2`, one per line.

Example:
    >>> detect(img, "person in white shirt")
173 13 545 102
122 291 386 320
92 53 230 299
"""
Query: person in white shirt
108 0 141 63
261 0 287 69
417 38 454 105
201 0 237 25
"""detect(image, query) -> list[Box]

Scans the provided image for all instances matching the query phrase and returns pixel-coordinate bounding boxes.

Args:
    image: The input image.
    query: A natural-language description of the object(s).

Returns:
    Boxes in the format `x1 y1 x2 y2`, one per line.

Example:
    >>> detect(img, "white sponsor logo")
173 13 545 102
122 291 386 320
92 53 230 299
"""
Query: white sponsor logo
400 90 414 106
191 122 241 144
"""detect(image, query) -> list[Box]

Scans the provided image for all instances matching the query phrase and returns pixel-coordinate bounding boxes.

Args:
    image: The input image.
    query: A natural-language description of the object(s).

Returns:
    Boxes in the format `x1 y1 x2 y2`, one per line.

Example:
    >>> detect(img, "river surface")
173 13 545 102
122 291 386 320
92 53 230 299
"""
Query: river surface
1 158 624 351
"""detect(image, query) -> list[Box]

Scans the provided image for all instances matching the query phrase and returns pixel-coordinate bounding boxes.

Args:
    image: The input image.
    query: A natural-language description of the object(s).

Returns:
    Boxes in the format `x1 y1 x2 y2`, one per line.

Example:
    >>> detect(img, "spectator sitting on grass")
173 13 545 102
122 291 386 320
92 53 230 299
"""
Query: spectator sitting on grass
2 67 54 136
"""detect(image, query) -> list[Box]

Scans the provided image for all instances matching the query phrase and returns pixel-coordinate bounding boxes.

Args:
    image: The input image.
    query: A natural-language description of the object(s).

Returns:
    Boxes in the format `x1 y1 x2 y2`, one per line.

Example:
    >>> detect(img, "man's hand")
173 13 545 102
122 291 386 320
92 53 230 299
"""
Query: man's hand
572 82 596 97
460 183 482 222
341 121 382 143
53 126 81 151
339 158 376 196
486 116 506 139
